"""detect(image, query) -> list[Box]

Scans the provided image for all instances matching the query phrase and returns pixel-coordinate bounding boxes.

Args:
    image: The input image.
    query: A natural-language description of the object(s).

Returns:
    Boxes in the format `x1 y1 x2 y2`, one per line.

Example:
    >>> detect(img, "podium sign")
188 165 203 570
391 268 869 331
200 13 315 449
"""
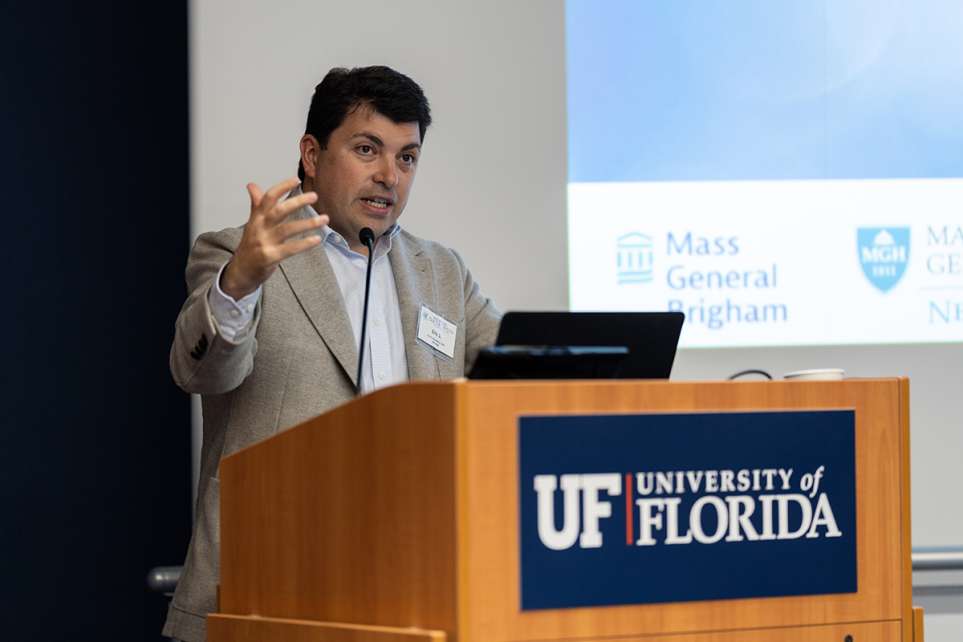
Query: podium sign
518 411 857 610
212 380 917 642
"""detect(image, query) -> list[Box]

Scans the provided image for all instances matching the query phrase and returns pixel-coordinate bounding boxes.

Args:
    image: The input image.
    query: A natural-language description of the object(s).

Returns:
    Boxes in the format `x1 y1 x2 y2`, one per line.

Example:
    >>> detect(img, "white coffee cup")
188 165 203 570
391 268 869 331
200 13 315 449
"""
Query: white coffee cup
783 368 845 381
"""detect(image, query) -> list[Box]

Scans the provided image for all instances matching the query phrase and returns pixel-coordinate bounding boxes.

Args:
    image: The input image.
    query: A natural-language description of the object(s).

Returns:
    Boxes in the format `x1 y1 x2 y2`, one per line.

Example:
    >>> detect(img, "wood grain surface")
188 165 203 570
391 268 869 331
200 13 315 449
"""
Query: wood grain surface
219 382 460 630
455 379 910 642
216 379 913 642
208 614 446 642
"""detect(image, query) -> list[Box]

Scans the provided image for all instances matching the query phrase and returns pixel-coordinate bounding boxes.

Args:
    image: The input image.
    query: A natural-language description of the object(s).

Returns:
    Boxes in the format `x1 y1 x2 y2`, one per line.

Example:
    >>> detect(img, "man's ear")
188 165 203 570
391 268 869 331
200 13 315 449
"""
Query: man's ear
300 134 321 177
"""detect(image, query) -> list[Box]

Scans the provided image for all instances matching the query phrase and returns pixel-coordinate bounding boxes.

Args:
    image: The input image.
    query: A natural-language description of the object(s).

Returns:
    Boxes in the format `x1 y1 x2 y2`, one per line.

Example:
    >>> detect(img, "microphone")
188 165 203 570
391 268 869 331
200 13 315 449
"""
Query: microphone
355 227 376 395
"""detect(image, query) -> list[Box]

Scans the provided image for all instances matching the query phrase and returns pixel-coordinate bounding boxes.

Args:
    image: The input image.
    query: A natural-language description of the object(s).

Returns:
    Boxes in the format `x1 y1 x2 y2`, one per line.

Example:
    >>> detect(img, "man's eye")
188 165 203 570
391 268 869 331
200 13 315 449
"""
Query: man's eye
401 153 417 165
357 145 374 155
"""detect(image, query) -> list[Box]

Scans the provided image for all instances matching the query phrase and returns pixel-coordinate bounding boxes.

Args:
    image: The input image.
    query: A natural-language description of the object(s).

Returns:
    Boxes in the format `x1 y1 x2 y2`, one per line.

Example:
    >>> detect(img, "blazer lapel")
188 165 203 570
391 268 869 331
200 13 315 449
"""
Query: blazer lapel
390 234 441 380
279 239 358 388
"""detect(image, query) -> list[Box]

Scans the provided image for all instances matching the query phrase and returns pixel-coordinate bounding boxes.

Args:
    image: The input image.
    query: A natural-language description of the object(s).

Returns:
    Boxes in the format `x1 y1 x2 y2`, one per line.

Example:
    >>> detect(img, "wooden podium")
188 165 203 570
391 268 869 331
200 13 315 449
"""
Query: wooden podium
208 378 922 642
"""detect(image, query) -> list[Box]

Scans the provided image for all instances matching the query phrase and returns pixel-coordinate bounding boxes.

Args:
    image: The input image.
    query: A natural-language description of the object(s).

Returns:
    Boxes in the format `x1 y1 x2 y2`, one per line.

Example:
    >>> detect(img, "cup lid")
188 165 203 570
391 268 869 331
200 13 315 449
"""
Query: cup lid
783 368 845 381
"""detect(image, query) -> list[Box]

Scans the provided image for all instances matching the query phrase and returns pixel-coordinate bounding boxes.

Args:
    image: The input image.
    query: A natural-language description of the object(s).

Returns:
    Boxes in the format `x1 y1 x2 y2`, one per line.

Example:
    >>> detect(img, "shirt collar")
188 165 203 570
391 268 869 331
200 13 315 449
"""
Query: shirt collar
321 224 400 258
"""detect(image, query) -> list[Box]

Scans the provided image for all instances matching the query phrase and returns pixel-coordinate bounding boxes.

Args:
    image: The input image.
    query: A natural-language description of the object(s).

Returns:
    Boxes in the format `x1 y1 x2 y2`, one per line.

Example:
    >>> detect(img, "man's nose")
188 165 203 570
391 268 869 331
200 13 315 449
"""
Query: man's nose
373 157 398 189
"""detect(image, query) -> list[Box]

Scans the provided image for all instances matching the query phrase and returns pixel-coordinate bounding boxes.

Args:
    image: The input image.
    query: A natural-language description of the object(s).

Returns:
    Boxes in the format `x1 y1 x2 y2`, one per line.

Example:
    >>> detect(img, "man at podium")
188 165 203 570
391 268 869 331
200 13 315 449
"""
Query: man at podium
163 65 501 642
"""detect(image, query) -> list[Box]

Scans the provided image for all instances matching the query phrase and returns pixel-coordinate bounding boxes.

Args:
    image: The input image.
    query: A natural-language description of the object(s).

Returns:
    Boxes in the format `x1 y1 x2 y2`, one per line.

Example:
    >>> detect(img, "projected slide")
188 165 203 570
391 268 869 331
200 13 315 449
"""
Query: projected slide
566 0 963 347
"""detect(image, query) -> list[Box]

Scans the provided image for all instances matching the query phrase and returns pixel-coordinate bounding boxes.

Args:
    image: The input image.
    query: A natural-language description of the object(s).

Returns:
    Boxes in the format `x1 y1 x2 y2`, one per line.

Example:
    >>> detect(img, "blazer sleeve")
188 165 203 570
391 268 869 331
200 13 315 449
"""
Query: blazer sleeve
451 249 502 371
169 228 262 394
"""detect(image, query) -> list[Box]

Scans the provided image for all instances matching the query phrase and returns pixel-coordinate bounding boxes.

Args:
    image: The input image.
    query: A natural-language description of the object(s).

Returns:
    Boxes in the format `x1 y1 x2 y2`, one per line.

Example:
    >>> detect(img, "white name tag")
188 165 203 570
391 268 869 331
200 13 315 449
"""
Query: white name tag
417 305 457 359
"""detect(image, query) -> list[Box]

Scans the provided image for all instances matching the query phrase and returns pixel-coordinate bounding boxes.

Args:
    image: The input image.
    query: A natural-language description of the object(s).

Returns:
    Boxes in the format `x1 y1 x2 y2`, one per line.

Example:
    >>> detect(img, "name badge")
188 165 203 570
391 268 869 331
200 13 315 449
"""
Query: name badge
417 305 457 359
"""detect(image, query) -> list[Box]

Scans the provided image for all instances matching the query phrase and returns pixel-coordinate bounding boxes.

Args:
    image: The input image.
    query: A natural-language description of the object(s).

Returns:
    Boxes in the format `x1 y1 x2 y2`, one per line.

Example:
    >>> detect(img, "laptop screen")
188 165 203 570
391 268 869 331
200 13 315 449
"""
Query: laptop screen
472 311 684 379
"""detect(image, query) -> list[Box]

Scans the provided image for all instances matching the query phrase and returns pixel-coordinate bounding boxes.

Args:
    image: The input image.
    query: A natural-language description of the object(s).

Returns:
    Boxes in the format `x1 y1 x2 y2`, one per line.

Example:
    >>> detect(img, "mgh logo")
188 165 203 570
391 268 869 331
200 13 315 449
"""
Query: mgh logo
858 227 910 293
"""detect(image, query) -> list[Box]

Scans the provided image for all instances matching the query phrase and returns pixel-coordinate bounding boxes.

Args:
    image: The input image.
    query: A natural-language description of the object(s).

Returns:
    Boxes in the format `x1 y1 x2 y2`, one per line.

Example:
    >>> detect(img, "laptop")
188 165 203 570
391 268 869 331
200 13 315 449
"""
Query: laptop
467 311 685 380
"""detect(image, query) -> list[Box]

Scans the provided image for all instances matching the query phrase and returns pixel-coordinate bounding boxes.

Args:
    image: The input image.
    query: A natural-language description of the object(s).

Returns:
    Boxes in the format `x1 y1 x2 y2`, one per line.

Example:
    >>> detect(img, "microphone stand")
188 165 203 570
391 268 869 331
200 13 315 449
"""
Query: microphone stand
355 227 376 395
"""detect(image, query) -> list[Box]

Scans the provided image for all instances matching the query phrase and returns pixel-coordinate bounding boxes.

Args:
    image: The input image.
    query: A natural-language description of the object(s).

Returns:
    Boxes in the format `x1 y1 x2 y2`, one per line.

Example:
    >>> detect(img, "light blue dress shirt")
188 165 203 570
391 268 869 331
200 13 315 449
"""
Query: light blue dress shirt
208 203 409 394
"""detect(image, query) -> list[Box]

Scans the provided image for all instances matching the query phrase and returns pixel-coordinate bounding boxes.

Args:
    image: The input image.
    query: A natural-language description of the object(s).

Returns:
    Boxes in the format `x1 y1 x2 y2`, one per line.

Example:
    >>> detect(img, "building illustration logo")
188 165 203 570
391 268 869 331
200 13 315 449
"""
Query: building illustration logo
617 232 654 284
857 227 910 293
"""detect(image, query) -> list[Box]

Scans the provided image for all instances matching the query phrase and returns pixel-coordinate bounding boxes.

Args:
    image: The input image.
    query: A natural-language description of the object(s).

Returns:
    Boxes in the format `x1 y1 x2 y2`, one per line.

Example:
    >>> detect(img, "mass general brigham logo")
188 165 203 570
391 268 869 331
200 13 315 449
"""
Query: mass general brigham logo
616 232 654 284
857 227 910 293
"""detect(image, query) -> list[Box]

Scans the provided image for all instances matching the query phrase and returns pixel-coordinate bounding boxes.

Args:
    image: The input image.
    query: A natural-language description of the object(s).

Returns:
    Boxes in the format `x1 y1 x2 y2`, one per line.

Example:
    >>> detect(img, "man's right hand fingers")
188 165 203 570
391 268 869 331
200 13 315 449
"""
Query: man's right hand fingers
247 182 264 210
259 177 302 212
275 215 328 243
276 234 323 261
266 190 318 223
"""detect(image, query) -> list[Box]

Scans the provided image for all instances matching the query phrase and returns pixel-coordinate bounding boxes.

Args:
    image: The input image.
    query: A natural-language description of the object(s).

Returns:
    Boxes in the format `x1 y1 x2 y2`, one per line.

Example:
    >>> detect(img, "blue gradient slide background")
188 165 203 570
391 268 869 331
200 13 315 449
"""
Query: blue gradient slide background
567 0 963 183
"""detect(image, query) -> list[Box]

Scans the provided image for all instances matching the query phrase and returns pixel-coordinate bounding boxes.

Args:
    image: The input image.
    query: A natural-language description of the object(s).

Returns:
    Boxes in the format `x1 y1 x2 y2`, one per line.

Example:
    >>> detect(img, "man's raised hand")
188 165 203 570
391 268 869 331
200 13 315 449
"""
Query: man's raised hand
220 177 327 300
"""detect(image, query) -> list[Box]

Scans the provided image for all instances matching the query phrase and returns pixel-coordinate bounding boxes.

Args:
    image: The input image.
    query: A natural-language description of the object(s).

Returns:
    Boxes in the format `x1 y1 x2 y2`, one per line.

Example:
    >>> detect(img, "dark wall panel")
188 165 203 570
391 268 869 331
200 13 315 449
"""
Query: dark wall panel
1 2 192 640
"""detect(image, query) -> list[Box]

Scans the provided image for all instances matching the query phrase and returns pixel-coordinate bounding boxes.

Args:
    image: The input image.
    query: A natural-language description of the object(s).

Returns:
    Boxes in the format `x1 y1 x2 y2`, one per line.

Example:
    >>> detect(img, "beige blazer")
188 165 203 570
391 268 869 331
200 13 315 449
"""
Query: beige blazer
162 214 501 642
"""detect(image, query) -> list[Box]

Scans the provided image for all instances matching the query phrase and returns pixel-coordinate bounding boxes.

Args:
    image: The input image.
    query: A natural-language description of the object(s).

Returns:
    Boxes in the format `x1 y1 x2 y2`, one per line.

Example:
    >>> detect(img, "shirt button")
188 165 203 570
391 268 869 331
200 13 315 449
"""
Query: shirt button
372 319 381 327
378 371 386 380
231 309 240 318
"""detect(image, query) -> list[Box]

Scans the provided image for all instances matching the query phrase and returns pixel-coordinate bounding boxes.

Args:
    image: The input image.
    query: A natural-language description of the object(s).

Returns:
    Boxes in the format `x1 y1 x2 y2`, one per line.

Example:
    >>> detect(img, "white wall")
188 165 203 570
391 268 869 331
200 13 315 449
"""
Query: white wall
191 0 961 598
190 0 567 311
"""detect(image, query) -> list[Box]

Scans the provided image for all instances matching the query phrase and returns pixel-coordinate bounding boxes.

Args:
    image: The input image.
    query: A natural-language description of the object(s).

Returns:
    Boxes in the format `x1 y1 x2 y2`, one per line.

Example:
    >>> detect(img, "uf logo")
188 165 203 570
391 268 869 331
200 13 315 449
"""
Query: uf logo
533 474 621 550
858 227 910 293
617 232 654 284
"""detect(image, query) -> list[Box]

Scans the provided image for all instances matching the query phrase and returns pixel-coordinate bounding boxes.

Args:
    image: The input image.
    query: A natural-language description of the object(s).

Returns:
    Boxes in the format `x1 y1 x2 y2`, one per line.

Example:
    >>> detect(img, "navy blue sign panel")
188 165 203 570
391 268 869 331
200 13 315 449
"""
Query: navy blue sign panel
518 411 857 610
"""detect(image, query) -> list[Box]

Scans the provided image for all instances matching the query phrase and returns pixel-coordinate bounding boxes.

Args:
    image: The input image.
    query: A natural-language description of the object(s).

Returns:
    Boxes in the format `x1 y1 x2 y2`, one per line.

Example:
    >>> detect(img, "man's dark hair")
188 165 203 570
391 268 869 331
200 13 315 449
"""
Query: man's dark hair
298 66 432 180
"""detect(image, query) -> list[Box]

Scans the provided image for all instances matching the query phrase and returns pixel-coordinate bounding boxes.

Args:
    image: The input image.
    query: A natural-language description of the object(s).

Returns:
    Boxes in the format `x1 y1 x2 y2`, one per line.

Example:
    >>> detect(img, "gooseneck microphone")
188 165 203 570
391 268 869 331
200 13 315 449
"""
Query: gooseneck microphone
355 227 376 395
